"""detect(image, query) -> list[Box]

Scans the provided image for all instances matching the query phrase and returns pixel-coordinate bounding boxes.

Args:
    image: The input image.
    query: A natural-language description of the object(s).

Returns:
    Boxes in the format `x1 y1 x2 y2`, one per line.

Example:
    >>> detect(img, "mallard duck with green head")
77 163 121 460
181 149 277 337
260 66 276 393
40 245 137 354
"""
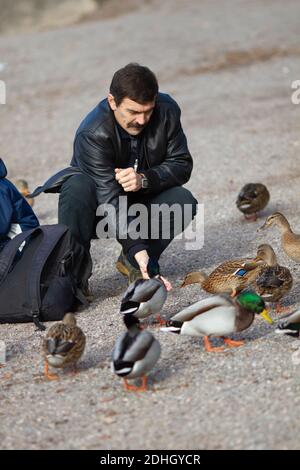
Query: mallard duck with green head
120 275 168 325
259 212 300 262
112 315 161 391
43 313 86 380
254 244 293 313
161 291 273 352
275 309 300 338
236 183 270 221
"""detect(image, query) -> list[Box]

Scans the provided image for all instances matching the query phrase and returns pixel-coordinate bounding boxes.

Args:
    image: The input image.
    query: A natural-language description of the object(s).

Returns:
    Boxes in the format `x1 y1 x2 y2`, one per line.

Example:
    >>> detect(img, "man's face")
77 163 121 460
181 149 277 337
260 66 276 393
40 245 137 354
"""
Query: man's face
108 94 156 136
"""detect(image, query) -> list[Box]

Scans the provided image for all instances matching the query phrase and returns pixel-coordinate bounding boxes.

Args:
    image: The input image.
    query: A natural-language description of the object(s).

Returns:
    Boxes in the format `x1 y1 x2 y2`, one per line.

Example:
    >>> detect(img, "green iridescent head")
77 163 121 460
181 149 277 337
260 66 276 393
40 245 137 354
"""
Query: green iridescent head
237 291 266 313
237 291 273 323
147 258 160 278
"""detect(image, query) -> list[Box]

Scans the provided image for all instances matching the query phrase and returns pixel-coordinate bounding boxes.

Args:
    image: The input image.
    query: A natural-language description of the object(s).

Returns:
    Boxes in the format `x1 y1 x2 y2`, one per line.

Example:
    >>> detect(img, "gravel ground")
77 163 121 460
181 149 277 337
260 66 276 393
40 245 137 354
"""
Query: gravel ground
1 0 300 450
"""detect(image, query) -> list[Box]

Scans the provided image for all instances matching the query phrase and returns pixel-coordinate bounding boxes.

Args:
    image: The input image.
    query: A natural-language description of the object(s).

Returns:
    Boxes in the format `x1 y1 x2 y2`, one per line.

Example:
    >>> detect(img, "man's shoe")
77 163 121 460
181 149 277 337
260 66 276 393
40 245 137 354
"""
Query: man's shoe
116 251 143 284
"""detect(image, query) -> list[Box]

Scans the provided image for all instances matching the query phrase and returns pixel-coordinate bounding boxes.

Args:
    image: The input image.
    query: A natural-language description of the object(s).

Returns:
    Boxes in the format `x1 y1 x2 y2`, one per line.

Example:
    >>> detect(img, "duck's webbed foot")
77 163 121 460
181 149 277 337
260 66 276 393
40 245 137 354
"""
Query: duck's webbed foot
204 336 224 352
44 361 59 380
123 376 148 392
222 337 244 348
244 213 257 222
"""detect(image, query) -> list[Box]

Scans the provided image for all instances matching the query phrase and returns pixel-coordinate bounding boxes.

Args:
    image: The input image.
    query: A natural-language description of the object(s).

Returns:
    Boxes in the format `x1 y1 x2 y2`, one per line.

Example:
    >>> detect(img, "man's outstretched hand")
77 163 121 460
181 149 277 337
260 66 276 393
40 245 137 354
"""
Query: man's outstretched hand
134 250 172 291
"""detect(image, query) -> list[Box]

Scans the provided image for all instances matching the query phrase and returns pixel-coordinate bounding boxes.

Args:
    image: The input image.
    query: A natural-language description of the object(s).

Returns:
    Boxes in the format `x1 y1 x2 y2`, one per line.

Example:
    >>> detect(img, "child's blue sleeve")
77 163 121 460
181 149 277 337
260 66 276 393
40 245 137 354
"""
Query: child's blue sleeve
0 191 13 237
16 197 39 229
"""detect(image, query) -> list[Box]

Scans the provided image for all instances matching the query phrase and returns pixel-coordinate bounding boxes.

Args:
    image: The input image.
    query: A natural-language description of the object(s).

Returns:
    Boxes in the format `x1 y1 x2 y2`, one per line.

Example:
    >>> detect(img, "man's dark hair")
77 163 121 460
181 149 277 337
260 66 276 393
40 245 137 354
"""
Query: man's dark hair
109 63 158 106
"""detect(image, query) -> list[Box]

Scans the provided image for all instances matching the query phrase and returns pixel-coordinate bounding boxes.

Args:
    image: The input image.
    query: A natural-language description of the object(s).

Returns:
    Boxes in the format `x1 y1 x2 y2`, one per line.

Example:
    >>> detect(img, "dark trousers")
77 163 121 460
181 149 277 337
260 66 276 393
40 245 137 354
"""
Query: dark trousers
58 174 197 262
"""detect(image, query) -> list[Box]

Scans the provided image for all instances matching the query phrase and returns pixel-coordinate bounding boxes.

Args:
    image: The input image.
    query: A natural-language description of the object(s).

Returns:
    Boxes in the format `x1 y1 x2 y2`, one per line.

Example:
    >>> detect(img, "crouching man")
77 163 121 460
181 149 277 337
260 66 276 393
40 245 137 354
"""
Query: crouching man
32 63 197 288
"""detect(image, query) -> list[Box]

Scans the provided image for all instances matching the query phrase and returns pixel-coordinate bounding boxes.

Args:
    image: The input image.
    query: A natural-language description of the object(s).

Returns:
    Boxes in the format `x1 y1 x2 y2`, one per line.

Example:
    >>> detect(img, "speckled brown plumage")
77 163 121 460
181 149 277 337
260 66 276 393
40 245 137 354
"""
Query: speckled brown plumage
43 313 85 379
259 212 300 263
236 183 270 219
252 243 292 305
181 256 265 296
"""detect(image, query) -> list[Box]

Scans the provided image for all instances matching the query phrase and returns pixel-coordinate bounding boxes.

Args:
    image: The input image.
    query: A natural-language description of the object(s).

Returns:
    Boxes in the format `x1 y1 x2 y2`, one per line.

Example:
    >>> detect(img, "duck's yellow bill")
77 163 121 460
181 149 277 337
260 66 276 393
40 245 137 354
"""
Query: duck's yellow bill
261 309 273 324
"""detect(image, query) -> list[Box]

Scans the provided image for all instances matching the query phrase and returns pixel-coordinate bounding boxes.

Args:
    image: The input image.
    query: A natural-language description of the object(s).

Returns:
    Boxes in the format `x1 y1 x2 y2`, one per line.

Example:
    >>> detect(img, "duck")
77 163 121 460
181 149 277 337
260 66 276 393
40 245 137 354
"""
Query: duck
14 179 34 207
254 244 293 312
43 313 86 380
236 183 270 221
275 309 300 338
181 249 266 297
120 276 167 325
161 291 273 352
259 212 300 262
111 314 161 391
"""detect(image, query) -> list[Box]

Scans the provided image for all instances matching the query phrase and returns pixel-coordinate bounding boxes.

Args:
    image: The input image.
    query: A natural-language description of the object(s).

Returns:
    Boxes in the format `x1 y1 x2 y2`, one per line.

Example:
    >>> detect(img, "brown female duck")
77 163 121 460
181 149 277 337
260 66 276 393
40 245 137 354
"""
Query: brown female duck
236 183 270 221
43 313 86 380
259 212 300 262
254 244 293 312
181 249 266 297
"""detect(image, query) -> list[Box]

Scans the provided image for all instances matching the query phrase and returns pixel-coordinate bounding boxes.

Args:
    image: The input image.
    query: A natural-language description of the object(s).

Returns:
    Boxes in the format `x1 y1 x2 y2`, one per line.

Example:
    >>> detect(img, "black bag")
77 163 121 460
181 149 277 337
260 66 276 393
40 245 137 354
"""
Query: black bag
0 225 92 330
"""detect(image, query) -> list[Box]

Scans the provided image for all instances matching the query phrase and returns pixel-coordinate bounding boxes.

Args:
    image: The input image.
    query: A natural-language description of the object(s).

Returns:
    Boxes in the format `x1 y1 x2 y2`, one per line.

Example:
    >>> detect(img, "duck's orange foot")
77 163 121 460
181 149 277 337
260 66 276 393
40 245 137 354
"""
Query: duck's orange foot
204 336 224 352
123 376 148 392
44 362 59 381
46 373 59 380
244 213 257 222
153 314 166 327
275 303 291 315
223 337 244 348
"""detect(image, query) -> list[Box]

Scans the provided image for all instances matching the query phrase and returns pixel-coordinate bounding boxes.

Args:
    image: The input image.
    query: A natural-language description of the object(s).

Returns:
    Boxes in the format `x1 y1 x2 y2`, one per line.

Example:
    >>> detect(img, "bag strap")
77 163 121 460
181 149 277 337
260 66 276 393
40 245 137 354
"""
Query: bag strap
0 227 41 286
25 225 69 330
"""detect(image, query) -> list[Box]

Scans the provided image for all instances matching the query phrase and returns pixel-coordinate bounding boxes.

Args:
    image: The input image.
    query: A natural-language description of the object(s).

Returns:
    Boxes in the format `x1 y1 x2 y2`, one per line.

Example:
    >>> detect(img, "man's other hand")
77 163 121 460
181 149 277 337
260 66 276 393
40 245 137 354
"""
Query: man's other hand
115 168 142 192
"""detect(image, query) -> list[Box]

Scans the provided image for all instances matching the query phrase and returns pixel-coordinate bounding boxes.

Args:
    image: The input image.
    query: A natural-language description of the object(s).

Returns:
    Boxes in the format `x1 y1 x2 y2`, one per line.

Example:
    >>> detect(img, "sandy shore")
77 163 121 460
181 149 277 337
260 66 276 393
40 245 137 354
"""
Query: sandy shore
0 0 300 450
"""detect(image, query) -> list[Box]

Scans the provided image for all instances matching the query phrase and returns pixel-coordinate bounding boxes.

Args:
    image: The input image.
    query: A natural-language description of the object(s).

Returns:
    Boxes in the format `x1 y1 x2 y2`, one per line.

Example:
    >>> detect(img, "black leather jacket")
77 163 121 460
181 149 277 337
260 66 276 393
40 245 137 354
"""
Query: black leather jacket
72 92 193 201
31 93 193 254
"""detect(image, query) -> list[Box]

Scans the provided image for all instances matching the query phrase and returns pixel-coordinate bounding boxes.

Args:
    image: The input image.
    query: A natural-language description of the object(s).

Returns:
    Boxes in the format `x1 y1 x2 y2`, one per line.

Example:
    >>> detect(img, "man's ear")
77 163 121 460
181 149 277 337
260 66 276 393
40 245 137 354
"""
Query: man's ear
108 94 117 111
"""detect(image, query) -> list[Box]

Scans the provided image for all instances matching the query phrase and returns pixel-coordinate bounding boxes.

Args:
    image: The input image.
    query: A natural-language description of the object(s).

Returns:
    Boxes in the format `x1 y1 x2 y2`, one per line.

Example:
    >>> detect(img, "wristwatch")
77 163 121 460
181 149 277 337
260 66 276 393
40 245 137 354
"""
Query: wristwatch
140 174 149 189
